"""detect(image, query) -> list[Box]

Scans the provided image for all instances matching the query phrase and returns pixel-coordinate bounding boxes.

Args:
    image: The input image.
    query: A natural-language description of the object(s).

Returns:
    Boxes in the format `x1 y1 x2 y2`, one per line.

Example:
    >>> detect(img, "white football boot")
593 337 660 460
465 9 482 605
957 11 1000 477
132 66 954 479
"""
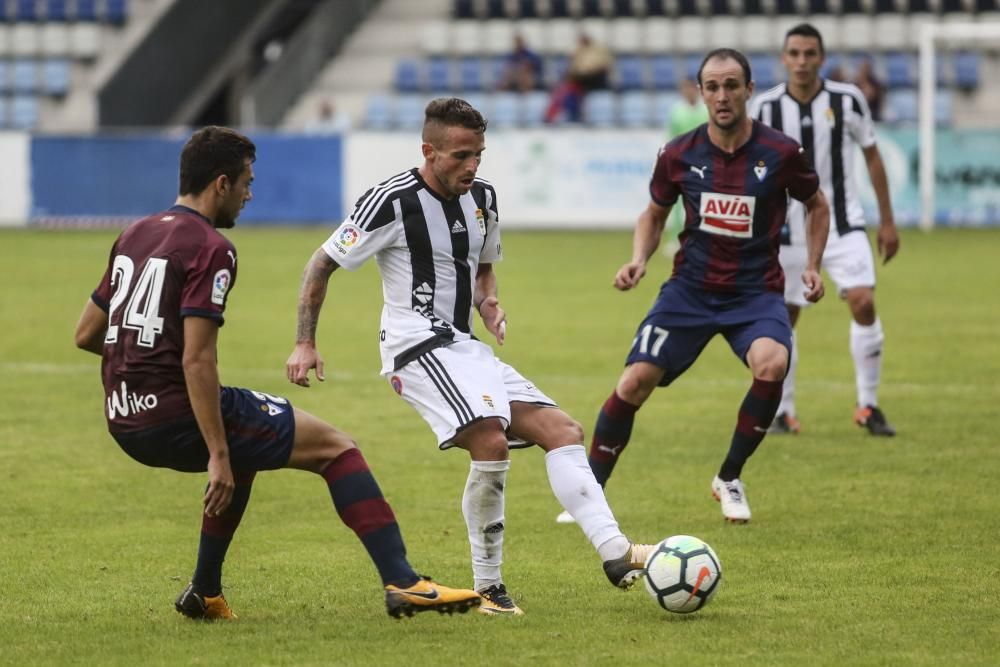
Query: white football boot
711 476 751 523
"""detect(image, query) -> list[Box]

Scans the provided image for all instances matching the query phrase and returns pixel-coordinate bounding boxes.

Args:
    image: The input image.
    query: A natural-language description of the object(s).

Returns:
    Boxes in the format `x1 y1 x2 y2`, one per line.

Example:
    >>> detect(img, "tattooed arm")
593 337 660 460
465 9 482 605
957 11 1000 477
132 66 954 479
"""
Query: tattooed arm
286 248 340 387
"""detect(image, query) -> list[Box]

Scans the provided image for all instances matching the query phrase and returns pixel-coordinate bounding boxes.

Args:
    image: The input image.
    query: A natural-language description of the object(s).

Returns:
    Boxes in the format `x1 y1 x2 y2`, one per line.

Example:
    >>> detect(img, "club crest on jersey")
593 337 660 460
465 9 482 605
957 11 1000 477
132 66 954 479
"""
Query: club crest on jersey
753 160 768 181
475 208 486 235
390 375 404 395
212 269 231 305
699 193 756 238
329 223 361 257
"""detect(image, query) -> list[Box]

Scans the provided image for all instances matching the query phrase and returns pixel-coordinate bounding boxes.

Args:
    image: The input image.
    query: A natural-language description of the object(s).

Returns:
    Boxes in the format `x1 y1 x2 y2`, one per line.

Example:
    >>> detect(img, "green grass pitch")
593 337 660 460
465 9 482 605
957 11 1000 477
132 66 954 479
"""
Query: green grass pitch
1 227 998 666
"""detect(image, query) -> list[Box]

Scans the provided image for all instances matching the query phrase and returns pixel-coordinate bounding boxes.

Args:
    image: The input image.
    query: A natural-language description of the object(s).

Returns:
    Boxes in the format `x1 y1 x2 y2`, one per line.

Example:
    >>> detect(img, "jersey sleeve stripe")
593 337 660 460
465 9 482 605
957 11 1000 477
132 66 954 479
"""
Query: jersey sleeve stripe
352 172 415 227
353 176 418 231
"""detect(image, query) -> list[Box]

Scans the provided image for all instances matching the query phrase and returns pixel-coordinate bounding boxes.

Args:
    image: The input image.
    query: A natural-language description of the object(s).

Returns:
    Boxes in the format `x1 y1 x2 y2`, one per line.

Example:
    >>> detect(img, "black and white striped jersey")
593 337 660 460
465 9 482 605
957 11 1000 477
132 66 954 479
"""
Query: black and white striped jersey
322 168 502 373
749 79 876 245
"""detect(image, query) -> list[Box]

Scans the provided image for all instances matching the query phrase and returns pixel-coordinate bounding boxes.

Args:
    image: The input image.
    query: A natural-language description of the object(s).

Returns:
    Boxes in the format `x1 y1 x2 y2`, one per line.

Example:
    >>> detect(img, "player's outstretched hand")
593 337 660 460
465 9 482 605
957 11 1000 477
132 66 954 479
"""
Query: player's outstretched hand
877 223 900 265
204 454 234 517
802 269 825 303
614 261 646 291
286 343 325 387
479 296 506 345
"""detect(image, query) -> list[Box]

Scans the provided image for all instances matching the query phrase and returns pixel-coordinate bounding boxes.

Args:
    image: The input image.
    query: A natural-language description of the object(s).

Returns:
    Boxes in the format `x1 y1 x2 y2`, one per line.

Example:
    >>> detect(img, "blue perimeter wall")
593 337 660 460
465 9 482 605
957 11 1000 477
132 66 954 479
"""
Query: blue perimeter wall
31 134 342 223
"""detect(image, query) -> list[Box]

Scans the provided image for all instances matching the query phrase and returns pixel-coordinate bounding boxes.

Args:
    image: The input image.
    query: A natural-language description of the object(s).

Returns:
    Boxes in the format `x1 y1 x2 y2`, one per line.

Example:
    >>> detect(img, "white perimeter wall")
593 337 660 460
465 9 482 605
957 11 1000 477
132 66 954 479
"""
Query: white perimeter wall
344 130 665 229
0 133 30 227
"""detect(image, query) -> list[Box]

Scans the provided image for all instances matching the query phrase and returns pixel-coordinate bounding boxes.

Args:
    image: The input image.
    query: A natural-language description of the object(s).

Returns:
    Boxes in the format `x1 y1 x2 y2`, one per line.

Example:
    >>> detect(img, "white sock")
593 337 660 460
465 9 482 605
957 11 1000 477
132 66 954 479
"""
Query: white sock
850 317 884 408
544 445 630 561
778 331 798 417
462 460 509 592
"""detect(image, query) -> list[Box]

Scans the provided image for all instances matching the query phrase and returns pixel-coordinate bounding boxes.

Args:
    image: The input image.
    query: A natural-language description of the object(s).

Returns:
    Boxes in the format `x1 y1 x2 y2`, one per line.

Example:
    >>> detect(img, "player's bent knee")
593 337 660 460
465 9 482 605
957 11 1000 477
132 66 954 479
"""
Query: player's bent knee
617 368 659 405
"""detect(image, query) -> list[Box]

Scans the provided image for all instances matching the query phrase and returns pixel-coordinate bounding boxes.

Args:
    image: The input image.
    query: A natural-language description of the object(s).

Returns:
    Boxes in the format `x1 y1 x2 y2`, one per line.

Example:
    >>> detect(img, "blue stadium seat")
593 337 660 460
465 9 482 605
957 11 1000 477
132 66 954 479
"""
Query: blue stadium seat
106 0 128 25
651 55 677 90
749 54 778 89
76 0 98 21
885 52 914 89
427 58 451 92
458 57 485 91
461 92 488 117
935 90 954 126
12 60 38 94
42 58 71 96
16 0 39 21
520 91 549 126
886 90 917 123
365 94 393 129
653 92 681 126
584 91 617 127
683 54 701 82
618 56 645 91
954 52 980 91
620 91 652 128
820 54 843 80
11 95 39 129
0 62 9 94
543 55 569 88
396 95 426 130
490 92 520 128
395 59 421 92
46 0 69 21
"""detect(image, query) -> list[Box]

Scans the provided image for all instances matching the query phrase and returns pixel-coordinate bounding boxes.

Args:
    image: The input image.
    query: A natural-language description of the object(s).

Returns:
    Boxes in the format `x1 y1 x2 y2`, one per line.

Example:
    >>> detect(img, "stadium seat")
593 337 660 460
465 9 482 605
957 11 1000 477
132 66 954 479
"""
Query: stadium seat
514 19 545 53
682 54 701 82
76 0 98 22
458 57 485 91
839 15 873 53
461 92 489 117
741 16 774 53
644 0 667 16
46 0 69 21
427 58 452 92
678 0 699 15
935 89 954 126
675 17 706 53
452 21 482 57
653 91 681 126
365 93 393 129
545 19 578 55
885 89 917 123
42 58 71 96
620 91 652 127
395 59 421 92
612 0 635 16
543 55 570 87
582 0 604 16
640 17 672 54
0 96 6 128
396 95 427 129
520 90 549 125
10 95 39 129
12 59 38 93
11 24 40 57
808 15 840 53
584 90 617 126
517 0 539 18
41 23 70 57
0 25 9 57
710 17 741 51
486 0 506 18
749 53 779 89
454 0 475 19
0 61 9 93
16 0 39 22
873 13 907 51
549 0 572 18
954 51 980 91
420 20 450 56
483 20 515 57
905 13 935 50
490 92 520 127
651 55 678 90
580 18 610 45
70 23 100 59
885 52 914 89
106 0 128 25
609 17 641 53
617 55 646 90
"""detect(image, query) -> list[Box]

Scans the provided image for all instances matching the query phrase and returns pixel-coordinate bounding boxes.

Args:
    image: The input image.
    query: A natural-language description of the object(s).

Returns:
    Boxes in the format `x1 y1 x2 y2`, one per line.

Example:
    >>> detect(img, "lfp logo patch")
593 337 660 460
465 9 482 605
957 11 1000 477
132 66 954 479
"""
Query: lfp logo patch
699 193 756 238
329 223 361 258
211 269 231 305
390 375 404 395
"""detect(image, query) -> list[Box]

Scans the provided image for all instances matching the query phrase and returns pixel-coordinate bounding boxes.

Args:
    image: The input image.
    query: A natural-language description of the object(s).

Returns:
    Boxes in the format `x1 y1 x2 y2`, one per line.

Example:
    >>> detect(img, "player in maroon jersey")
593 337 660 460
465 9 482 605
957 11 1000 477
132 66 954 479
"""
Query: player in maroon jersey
558 49 830 526
74 126 480 620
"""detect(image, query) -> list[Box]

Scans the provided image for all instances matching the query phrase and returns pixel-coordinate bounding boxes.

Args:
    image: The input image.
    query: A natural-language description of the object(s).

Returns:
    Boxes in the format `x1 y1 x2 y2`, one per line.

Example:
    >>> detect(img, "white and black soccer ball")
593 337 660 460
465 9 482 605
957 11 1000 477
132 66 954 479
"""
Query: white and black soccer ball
643 535 722 614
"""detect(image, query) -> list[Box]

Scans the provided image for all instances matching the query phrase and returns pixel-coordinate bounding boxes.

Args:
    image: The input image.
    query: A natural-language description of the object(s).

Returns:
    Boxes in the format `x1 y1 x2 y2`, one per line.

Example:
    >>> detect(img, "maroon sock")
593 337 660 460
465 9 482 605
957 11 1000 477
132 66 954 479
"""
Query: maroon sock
718 378 783 481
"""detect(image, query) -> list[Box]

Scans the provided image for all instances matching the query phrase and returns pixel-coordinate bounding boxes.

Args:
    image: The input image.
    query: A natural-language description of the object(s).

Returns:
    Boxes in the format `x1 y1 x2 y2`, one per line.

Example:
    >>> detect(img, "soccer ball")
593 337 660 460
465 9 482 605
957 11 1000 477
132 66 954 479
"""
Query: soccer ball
643 535 722 614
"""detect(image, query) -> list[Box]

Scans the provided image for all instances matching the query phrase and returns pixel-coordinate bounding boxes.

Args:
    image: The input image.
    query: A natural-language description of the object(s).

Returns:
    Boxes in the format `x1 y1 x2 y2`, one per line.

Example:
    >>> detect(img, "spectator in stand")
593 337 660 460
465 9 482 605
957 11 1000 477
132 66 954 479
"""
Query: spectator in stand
854 59 885 122
304 99 352 134
497 34 544 92
545 32 615 123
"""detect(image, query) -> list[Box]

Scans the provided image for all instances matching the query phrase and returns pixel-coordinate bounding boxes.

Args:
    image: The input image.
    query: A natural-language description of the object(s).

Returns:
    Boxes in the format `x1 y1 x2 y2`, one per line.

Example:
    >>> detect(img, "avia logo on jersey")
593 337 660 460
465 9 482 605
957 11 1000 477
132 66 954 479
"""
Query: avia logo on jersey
107 381 159 420
211 269 231 306
699 193 756 238
328 223 361 257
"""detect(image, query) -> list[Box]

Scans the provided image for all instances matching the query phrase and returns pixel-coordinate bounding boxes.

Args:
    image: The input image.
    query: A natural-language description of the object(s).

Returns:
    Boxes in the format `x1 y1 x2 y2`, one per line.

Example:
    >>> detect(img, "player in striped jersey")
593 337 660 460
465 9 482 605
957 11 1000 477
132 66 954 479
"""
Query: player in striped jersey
750 24 900 436
286 98 652 616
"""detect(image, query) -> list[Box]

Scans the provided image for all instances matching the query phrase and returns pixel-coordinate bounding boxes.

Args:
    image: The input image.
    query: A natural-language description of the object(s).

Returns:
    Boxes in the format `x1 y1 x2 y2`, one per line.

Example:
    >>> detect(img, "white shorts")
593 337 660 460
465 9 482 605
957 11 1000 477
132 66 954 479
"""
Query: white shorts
781 230 876 307
384 339 557 449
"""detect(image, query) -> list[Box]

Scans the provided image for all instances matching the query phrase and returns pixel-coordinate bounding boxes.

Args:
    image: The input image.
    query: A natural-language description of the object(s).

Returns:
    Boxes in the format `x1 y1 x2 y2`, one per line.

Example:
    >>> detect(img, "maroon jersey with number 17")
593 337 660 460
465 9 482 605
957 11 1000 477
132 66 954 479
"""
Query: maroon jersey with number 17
90 205 237 433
